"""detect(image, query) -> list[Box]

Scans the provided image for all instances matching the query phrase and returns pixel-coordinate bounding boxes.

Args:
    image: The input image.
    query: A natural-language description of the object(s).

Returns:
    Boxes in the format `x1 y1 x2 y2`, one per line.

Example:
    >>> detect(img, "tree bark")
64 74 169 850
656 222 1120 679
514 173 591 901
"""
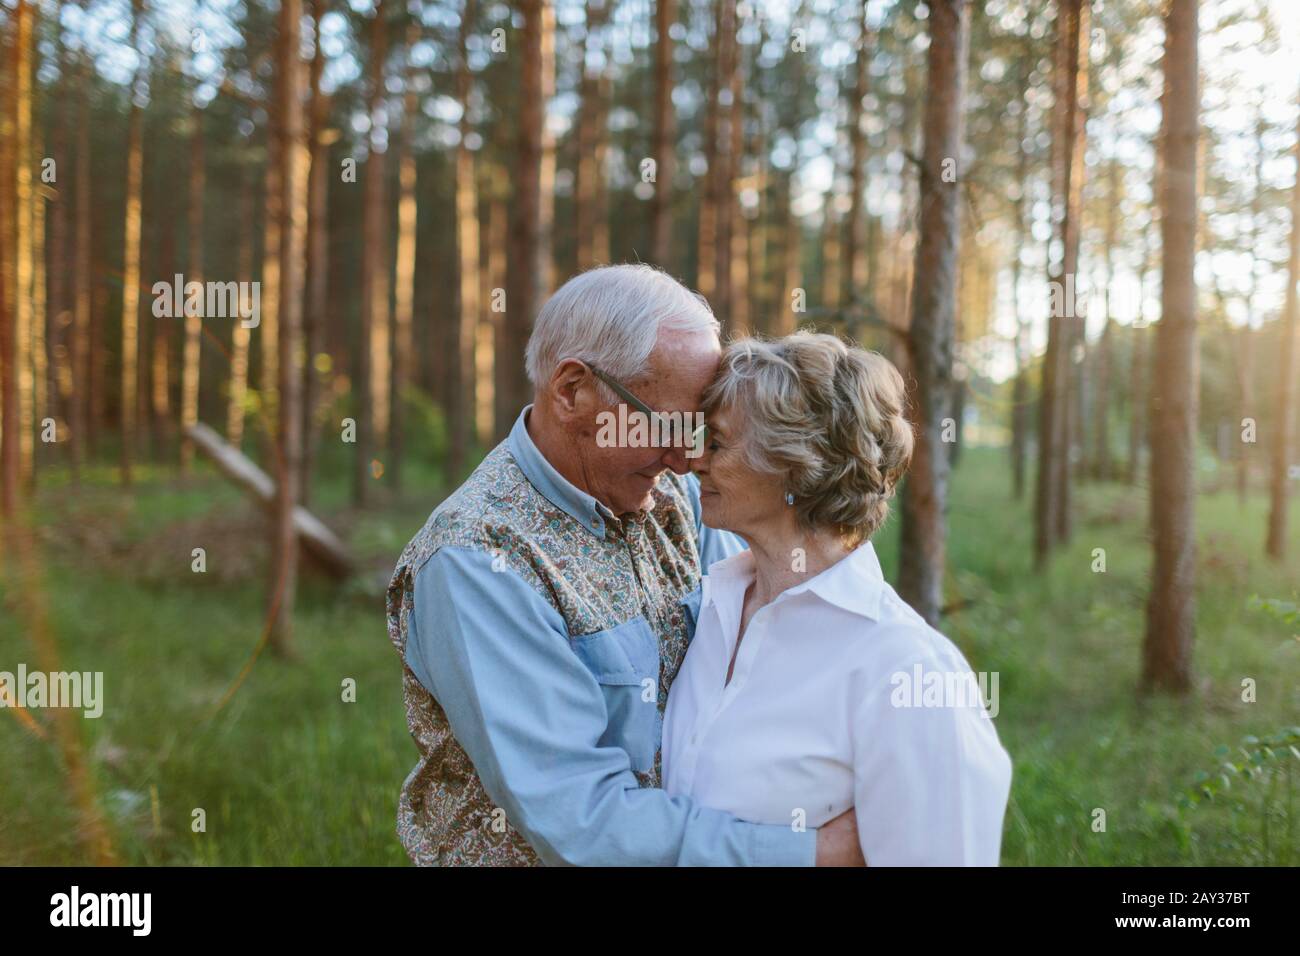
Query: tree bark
180 106 204 474
1142 0 1199 695
498 0 545 440
48 9 71 476
1057 0 1089 541
117 0 145 486
260 114 282 410
1265 91 1300 560
1010 66 1030 500
725 16 748 336
32 126 47 479
535 1 557 300
0 4 24 513
480 169 507 444
575 0 612 272
842 0 870 307
450 0 481 480
898 0 969 627
696 0 731 302
227 175 253 447
711 0 739 330
354 0 389 504
649 0 676 268
391 21 420 492
301 0 331 506
269 0 308 653
1034 0 1088 566
13 0 37 491
75 17 95 462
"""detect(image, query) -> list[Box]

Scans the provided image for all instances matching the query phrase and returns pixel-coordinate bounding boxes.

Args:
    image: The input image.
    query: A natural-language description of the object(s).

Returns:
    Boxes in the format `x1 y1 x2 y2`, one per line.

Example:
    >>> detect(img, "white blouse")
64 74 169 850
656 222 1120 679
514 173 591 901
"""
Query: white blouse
662 541 1013 866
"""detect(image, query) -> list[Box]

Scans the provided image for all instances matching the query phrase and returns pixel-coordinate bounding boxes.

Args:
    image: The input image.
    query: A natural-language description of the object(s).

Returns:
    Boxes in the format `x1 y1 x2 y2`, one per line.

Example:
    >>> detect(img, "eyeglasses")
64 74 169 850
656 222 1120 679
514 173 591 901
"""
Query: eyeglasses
585 362 709 455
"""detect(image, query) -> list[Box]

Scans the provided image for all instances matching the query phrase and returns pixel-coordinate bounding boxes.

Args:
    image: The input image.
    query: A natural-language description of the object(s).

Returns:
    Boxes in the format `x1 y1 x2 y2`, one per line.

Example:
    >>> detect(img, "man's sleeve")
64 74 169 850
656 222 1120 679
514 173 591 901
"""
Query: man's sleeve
405 545 816 867
680 471 748 572
850 652 1013 866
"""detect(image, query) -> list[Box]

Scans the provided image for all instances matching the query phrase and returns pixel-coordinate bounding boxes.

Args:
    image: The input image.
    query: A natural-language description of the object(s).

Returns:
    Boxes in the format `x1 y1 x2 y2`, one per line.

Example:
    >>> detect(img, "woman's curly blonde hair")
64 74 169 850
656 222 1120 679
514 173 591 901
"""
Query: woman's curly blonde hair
701 331 915 548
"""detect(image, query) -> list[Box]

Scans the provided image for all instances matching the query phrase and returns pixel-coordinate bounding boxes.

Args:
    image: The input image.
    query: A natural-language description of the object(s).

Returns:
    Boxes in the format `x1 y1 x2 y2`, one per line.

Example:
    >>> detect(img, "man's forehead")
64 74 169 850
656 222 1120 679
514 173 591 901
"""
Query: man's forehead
640 330 721 398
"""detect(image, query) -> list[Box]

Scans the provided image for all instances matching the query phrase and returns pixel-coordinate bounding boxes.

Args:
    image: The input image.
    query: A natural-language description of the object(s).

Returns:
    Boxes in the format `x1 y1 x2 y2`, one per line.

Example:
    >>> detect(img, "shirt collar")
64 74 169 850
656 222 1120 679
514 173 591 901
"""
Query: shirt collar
785 540 885 621
700 547 755 611
700 539 885 621
506 404 614 540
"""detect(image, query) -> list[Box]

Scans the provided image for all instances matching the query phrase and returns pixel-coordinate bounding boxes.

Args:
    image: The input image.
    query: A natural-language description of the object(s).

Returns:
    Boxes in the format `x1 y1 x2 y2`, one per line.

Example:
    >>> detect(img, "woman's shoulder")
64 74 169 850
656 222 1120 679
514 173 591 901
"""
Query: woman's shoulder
847 582 980 675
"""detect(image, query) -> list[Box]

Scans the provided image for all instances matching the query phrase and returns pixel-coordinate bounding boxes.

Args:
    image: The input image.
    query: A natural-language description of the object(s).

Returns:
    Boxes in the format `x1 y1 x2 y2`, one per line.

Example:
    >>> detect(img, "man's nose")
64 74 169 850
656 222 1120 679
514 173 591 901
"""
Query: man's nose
660 445 690 476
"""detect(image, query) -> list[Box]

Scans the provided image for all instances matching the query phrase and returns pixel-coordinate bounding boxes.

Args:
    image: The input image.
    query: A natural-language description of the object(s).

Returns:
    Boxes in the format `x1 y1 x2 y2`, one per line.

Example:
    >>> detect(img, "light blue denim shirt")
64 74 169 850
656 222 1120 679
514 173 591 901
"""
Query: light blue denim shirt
401 407 817 866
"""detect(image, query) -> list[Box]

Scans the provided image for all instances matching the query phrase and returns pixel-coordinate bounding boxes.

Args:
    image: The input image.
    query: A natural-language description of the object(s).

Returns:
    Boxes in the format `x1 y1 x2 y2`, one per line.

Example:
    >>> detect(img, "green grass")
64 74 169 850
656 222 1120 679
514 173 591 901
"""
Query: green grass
1 446 1297 865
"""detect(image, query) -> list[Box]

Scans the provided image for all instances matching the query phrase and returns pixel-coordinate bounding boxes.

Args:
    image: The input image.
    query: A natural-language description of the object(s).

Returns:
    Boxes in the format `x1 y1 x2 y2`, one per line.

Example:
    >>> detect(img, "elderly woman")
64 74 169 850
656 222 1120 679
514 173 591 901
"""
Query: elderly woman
662 332 1013 866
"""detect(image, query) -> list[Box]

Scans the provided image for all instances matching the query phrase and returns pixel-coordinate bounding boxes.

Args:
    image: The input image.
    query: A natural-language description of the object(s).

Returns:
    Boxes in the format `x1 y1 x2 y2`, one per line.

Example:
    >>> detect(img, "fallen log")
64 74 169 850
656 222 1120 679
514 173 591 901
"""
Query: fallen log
184 422 355 579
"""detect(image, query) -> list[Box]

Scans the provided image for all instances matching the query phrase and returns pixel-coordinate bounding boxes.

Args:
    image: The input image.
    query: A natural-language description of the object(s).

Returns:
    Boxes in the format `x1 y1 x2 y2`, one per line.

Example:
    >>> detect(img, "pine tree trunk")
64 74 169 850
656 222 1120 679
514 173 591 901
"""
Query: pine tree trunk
227 177 253 447
1143 0 1199 694
48 11 71 476
269 0 308 654
821 192 840 310
450 0 480 480
301 0 330 507
649 0 676 268
148 193 171 453
478 171 506 445
1093 317 1112 480
391 22 419 492
1010 75 1030 500
776 173 800 337
696 0 729 302
498 0 545 440
180 107 204 473
31 125 47 479
0 8 21 514
260 123 282 410
842 0 870 307
574 0 610 272
354 0 389 505
1265 93 1300 560
725 19 748 336
536 0 556 300
898 0 969 626
72 28 93 470
14 0 37 490
1034 0 1088 565
118 1 144 486
712 0 739 330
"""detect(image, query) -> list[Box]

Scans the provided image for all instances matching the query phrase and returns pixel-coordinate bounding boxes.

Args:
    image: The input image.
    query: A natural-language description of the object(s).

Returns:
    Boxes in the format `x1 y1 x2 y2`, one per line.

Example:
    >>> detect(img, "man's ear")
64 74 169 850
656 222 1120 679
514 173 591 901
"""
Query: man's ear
546 359 594 423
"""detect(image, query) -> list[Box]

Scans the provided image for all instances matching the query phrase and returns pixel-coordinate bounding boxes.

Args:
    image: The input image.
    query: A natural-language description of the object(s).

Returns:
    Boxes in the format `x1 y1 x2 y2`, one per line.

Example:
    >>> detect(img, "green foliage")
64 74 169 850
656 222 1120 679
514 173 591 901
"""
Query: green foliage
1246 594 1300 629
1178 727 1299 866
1171 597 1300 865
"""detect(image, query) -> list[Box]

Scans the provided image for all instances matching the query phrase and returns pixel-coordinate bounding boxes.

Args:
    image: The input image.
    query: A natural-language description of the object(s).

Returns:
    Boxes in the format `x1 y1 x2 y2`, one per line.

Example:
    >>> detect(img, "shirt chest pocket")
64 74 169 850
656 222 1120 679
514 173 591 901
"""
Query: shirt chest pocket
570 616 661 772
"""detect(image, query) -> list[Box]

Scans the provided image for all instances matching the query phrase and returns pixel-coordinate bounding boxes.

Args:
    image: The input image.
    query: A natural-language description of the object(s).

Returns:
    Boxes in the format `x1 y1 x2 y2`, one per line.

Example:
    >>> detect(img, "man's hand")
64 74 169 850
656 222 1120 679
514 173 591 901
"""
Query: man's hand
814 808 867 866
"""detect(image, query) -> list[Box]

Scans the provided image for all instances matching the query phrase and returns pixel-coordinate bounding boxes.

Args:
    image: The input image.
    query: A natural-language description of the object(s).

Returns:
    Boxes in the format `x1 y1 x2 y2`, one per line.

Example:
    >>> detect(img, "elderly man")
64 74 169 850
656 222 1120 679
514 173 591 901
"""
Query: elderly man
386 264 862 866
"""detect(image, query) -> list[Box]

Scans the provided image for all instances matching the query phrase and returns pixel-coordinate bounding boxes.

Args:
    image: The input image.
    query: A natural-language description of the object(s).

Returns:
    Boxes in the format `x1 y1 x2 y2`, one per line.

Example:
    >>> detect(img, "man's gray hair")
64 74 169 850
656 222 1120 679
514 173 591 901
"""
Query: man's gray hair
524 264 720 400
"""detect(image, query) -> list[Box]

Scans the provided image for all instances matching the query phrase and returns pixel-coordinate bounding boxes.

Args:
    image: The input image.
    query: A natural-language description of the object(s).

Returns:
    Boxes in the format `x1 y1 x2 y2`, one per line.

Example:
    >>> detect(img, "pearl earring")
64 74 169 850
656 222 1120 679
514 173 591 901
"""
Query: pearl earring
785 492 795 505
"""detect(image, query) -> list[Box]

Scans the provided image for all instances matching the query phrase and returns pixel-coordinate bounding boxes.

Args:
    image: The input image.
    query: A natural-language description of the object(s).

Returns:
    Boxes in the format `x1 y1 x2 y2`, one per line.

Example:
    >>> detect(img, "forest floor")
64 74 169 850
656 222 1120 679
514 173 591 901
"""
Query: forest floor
2 444 1297 865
